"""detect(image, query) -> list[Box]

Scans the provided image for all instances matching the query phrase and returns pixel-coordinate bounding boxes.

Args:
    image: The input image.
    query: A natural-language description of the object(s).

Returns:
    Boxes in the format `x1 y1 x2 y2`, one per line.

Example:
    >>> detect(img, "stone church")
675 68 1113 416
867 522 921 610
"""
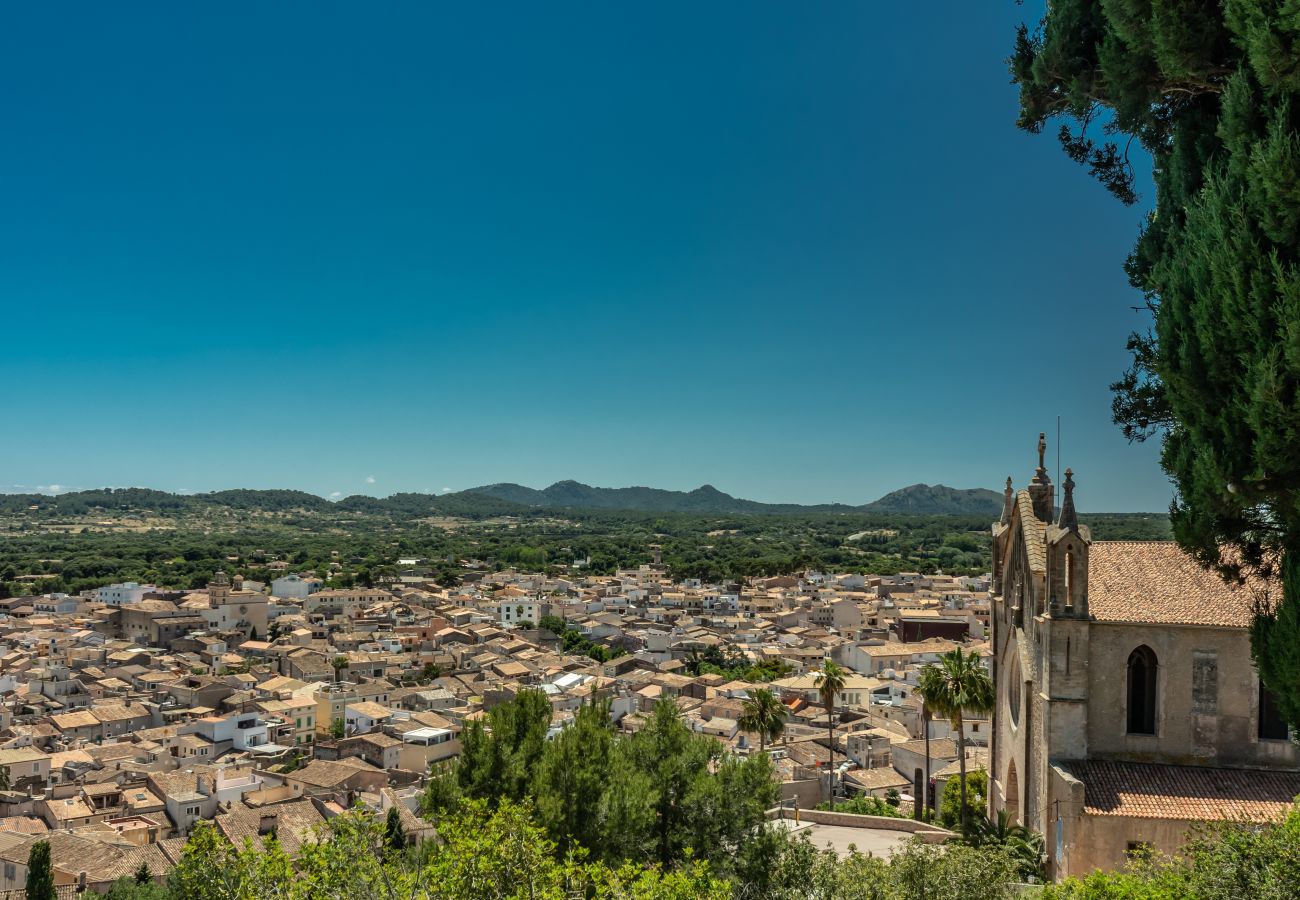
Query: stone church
989 435 1300 879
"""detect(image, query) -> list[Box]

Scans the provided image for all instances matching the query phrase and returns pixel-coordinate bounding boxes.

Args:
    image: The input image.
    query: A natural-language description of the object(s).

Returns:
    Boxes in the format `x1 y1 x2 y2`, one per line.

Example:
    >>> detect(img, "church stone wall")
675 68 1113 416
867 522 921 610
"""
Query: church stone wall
1086 622 1300 768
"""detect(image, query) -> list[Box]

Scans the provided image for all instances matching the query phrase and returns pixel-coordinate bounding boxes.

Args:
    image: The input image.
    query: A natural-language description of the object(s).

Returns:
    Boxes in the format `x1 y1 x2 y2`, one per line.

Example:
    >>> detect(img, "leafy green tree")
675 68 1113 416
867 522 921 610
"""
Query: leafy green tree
0 765 11 792
538 614 567 635
917 649 994 829
737 687 789 752
331 654 348 683
24 840 54 900
813 660 846 809
1011 0 1300 730
329 717 345 739
940 768 989 830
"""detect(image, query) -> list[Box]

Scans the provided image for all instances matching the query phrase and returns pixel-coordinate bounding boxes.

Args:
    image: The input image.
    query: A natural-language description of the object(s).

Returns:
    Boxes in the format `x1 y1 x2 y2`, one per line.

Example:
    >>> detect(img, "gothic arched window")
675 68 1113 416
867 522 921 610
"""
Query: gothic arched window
1126 646 1158 735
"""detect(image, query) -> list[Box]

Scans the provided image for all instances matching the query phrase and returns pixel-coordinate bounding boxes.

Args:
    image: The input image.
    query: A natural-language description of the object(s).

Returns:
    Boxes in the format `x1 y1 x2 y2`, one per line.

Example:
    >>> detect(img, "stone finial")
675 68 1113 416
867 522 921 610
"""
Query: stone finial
1028 433 1054 521
1033 432 1050 484
1000 476 1014 524
1059 468 1079 531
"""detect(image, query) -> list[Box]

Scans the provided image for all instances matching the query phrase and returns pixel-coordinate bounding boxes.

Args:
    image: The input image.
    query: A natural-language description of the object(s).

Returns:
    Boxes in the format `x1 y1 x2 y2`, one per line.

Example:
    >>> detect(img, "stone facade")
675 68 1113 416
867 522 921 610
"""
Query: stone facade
989 435 1300 880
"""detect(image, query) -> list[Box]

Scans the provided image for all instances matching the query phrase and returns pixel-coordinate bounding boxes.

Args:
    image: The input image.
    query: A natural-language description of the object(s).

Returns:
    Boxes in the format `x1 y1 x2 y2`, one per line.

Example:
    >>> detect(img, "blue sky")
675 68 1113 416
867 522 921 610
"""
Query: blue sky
1 2 1168 510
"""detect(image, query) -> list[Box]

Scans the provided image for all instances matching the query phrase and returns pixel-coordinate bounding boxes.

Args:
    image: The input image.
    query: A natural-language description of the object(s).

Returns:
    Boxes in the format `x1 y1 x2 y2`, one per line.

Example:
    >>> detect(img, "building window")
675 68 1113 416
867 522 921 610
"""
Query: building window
1259 680 1290 741
1126 646 1158 735
1126 841 1153 858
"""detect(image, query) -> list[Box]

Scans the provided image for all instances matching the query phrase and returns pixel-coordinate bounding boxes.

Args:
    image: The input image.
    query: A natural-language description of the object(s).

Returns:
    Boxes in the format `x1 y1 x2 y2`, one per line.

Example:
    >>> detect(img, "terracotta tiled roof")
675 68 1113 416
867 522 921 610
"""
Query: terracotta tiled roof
214 798 325 853
1064 760 1300 821
841 767 911 790
1088 542 1270 627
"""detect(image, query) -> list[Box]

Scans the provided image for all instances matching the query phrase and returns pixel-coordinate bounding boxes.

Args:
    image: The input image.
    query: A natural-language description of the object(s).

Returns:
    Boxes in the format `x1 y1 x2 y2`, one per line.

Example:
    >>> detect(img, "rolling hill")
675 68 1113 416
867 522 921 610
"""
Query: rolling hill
2 480 1007 519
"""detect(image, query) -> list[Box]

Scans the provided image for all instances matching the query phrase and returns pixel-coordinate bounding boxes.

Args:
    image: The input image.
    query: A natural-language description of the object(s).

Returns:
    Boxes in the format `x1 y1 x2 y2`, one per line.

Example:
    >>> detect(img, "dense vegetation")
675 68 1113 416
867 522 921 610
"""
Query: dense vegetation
0 487 1170 598
80 692 1300 898
1012 0 1300 731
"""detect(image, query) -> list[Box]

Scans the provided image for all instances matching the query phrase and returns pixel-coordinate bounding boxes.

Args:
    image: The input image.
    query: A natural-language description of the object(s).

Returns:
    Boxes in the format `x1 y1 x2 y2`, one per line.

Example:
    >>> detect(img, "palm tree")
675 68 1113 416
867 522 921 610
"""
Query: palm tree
737 688 789 752
959 809 1045 881
813 660 847 809
916 648 995 829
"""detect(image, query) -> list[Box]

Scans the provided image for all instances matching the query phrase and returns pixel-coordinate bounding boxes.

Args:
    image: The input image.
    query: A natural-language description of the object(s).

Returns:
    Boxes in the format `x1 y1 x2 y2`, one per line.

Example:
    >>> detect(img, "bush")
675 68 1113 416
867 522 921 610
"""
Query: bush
816 794 906 818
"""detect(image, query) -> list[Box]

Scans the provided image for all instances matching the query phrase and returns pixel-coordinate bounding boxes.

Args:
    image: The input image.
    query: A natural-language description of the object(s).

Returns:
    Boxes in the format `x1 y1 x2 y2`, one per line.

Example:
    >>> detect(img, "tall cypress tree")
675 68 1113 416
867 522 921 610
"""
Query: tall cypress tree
25 840 55 900
384 806 407 852
1012 1 1300 729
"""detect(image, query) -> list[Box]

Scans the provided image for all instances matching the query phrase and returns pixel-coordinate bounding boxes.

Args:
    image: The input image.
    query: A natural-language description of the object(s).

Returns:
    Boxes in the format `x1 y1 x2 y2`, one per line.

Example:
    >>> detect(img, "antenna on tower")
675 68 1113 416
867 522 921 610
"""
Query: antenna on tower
1056 415 1061 513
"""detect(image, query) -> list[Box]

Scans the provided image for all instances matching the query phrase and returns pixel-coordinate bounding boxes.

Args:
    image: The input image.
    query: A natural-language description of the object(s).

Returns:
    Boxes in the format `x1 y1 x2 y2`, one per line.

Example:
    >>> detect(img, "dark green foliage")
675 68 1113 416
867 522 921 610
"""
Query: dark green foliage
0 484 1167 599
452 689 552 808
384 806 407 852
103 876 169 900
534 699 619 856
25 840 54 900
423 692 776 878
1012 0 1300 729
956 809 1045 884
685 646 793 683
618 698 778 870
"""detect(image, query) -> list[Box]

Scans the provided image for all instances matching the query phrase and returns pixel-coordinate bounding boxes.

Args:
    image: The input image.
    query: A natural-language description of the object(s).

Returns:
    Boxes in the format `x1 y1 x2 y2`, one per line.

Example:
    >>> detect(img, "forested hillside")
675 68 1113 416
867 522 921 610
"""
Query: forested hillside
0 483 1170 598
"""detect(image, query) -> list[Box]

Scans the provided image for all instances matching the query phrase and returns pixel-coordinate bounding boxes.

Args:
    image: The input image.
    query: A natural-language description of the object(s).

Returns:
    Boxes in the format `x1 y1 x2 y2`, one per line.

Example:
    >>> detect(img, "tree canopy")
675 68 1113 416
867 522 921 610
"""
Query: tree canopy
1012 0 1300 729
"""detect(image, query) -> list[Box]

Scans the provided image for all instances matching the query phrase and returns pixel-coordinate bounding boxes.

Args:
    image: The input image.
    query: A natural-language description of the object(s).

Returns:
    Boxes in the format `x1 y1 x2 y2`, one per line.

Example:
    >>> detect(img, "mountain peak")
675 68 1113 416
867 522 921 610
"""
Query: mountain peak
862 483 1002 516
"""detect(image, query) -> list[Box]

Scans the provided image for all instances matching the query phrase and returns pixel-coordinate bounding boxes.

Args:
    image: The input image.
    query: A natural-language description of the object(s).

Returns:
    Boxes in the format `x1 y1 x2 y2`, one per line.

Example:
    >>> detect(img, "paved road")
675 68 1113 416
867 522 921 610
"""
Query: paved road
771 819 913 858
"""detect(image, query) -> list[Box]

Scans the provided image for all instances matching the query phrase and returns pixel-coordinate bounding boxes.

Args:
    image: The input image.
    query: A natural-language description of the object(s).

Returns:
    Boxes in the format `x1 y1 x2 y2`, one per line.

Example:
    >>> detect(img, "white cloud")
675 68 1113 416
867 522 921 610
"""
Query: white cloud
329 491 342 499
441 487 452 493
365 475 376 485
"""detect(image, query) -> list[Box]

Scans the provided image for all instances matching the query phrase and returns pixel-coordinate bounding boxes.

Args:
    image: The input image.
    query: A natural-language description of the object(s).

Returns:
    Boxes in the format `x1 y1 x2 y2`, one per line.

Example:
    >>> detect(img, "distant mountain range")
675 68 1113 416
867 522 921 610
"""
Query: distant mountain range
2 481 1003 517
0 480 1007 519
466 480 1005 517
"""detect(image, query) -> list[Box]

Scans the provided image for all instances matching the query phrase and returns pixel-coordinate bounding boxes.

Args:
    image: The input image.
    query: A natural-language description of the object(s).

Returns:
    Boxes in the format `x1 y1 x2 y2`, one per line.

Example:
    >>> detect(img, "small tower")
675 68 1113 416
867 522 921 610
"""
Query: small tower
1058 468 1079 532
1048 468 1090 619
208 571 230 609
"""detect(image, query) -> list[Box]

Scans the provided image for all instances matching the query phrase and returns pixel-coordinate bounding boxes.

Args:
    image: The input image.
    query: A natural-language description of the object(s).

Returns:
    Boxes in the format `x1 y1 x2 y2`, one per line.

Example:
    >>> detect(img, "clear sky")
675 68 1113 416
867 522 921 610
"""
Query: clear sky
1 2 1168 511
